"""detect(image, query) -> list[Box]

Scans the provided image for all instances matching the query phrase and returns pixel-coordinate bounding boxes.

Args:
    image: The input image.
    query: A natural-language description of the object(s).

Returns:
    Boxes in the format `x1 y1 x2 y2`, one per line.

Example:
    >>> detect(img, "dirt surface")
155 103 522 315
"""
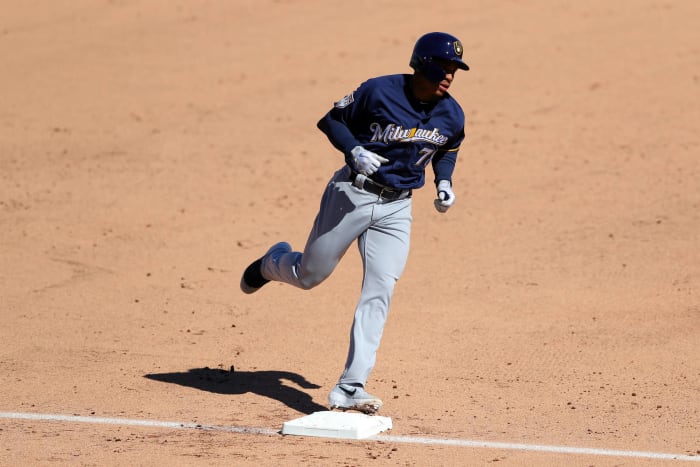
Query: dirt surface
1 1 699 465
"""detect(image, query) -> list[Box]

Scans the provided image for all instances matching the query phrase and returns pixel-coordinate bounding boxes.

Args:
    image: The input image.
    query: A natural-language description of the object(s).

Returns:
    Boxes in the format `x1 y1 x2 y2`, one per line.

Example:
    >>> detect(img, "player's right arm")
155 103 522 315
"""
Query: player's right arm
317 106 360 159
318 110 387 176
317 83 387 176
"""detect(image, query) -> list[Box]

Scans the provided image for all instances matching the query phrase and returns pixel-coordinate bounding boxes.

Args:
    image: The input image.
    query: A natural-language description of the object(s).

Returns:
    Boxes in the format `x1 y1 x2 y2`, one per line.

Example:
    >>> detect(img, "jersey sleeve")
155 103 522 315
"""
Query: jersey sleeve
431 105 466 185
316 79 374 164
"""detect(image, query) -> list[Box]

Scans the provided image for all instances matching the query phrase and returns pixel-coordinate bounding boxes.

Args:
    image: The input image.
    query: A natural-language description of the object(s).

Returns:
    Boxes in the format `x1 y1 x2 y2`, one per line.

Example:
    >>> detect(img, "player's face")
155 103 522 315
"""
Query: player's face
434 60 459 96
413 59 460 101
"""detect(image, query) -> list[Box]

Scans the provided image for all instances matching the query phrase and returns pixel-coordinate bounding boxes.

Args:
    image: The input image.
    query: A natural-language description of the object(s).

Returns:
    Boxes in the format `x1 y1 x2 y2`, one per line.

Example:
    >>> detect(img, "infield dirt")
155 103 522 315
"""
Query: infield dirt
1 1 699 465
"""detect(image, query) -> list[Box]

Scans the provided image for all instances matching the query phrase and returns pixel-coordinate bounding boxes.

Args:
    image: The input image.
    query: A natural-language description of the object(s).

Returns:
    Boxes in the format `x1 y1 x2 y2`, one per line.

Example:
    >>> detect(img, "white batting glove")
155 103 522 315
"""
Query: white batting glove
434 180 456 213
350 146 389 176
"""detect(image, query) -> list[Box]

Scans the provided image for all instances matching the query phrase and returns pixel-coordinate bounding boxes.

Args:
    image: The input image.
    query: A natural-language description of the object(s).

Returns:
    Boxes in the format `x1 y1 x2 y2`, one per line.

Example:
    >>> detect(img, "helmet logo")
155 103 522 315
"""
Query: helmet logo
453 41 463 57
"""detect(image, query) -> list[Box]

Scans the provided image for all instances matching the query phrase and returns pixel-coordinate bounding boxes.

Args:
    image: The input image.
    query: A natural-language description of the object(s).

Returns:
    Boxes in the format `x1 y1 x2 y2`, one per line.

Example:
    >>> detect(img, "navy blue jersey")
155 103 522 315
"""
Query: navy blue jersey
318 74 465 190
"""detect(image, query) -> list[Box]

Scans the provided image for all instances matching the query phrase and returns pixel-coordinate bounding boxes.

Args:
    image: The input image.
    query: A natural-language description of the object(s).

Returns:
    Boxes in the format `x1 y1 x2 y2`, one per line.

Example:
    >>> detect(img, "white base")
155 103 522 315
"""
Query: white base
281 411 392 440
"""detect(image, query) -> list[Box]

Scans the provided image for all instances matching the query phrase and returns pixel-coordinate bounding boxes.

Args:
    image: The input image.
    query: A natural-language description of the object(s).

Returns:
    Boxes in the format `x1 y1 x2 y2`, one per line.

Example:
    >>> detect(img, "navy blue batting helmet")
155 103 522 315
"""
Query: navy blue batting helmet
409 32 469 83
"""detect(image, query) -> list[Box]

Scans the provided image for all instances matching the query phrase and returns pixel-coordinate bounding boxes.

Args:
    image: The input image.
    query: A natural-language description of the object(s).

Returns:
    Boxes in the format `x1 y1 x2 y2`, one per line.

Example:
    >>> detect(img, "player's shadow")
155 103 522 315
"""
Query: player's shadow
144 367 327 414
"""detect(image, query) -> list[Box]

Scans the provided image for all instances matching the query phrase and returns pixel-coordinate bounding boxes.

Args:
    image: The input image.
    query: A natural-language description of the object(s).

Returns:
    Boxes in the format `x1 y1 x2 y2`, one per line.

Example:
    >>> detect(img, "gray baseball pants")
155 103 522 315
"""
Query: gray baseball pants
261 165 412 386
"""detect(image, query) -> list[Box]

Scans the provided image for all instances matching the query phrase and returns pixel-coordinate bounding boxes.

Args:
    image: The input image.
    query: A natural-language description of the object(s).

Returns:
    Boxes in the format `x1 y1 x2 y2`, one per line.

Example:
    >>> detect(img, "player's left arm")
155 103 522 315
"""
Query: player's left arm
432 148 458 213
432 147 458 187
431 123 464 213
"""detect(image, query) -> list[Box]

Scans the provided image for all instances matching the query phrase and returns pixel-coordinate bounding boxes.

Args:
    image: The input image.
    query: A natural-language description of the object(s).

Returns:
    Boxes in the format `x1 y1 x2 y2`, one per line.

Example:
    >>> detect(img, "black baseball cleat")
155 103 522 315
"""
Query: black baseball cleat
240 258 269 294
240 242 292 294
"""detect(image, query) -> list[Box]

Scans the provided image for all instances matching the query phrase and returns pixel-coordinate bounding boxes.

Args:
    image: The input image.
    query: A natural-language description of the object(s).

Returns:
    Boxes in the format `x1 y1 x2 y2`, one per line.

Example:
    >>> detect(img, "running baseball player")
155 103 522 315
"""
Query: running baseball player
241 32 468 414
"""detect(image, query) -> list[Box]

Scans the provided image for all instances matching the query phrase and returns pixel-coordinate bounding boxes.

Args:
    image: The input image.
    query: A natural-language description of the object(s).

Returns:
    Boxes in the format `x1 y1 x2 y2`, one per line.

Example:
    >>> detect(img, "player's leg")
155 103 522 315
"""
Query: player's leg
258 166 373 289
337 197 412 386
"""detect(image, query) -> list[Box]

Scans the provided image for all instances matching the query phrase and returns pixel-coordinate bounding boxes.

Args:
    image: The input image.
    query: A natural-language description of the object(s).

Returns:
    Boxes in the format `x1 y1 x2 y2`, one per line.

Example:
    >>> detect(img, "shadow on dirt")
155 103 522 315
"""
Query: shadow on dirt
144 367 327 414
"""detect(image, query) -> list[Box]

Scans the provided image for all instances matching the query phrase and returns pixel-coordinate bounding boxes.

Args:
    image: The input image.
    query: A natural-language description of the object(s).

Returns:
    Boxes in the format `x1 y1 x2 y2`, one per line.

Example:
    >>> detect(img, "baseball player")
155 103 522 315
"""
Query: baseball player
241 32 468 414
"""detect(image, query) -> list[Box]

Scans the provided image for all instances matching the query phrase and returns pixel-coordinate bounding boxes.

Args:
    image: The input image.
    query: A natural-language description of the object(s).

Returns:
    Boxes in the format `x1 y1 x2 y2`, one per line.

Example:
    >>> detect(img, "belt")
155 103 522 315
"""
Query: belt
349 171 411 201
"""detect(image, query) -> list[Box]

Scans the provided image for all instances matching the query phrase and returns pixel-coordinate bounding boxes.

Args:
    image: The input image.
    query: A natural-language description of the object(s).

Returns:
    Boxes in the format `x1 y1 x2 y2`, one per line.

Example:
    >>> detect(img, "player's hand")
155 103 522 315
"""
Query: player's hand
350 146 389 176
434 180 456 213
